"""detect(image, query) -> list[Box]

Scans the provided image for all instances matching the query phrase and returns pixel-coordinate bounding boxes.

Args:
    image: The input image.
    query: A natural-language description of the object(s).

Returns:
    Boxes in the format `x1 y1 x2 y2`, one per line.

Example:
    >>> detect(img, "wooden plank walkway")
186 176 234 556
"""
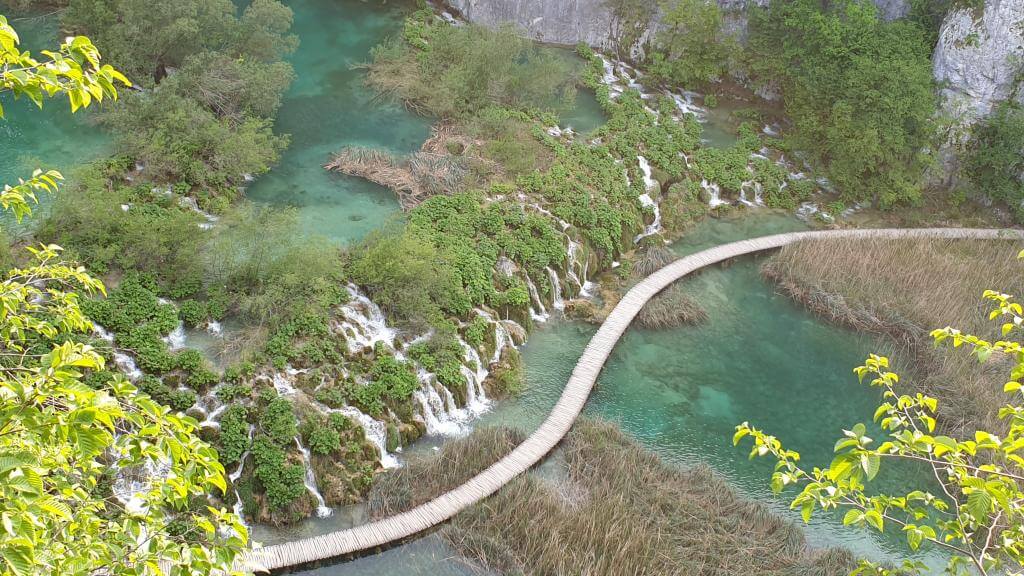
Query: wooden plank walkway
239 227 1022 573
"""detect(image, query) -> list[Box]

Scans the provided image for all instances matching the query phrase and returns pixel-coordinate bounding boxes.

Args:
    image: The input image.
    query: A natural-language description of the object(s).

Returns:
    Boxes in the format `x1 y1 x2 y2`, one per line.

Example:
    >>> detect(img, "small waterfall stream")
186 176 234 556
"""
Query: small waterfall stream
338 405 401 469
337 283 397 351
634 155 663 243
295 437 333 518
545 267 565 311
524 273 549 322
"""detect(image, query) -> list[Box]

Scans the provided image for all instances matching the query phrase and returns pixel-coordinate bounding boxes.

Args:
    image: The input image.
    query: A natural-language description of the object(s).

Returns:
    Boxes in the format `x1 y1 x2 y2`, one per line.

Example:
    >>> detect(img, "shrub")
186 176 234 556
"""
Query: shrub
219 405 251 465
252 436 306 510
179 300 207 327
259 398 298 446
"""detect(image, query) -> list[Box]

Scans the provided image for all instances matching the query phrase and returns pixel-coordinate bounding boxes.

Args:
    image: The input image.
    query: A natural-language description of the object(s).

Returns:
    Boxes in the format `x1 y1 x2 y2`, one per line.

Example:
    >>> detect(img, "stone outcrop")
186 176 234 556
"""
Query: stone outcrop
443 0 908 52
933 0 1024 124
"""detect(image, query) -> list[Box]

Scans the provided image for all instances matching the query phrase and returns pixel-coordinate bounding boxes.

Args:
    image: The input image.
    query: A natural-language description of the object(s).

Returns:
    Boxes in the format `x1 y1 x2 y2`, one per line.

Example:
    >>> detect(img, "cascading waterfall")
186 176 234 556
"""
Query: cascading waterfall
226 425 255 532
634 156 663 243
523 273 549 322
701 179 728 208
413 367 468 436
164 322 186 351
294 437 332 518
545 267 565 311
206 321 223 336
458 338 491 415
337 283 397 351
338 405 400 469
93 324 143 381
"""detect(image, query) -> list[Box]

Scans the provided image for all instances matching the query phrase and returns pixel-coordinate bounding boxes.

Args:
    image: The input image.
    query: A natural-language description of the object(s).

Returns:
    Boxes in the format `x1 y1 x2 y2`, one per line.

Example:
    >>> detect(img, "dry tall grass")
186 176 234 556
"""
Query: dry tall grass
369 421 855 576
763 237 1022 434
636 283 709 329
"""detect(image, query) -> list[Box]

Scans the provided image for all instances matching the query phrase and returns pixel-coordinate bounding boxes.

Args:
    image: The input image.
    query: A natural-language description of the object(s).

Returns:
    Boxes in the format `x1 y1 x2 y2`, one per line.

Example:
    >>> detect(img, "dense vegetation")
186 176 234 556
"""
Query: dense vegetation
62 0 297 205
746 0 937 207
0 17 245 574
964 103 1024 222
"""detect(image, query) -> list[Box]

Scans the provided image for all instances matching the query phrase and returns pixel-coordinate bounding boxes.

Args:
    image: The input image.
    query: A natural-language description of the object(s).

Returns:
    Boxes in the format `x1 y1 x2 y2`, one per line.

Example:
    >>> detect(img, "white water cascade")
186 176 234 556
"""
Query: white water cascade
295 437 332 518
458 338 491 416
226 425 255 532
701 179 729 208
545 267 565 311
524 273 549 322
94 324 144 382
634 157 663 242
337 284 397 352
163 322 186 351
338 405 400 469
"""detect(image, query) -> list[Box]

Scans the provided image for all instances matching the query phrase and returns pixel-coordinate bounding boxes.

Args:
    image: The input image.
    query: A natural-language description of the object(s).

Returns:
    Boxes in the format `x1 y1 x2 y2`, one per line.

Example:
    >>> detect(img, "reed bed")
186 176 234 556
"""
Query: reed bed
325 146 468 210
635 283 709 329
763 237 1022 434
369 420 855 576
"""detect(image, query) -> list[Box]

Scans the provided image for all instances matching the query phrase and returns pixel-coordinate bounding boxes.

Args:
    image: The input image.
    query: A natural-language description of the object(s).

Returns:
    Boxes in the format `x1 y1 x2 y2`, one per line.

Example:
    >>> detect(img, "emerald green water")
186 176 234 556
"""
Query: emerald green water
0 10 112 230
245 0 432 244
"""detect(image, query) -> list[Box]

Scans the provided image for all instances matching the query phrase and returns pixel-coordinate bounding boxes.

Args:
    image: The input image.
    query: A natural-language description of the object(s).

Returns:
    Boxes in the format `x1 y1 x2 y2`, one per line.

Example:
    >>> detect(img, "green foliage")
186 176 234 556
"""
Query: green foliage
370 16 578 118
219 404 251 465
101 88 289 190
179 299 208 327
370 355 419 401
81 273 179 373
0 14 130 119
0 21 244 564
747 0 937 207
648 0 736 87
464 315 490 348
252 435 305 510
964 103 1024 222
737 256 1024 576
259 398 298 446
38 170 204 286
205 205 344 328
304 418 341 456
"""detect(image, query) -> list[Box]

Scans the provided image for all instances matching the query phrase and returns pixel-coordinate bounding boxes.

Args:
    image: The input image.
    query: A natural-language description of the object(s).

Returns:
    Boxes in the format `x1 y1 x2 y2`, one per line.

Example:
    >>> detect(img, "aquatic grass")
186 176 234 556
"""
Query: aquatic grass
635 282 709 329
763 237 1021 434
369 420 855 575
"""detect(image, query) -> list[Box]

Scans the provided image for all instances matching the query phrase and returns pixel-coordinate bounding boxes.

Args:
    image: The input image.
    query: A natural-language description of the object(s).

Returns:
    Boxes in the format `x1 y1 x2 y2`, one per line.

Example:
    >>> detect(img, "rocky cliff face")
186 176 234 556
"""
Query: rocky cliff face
444 0 908 52
933 0 1024 124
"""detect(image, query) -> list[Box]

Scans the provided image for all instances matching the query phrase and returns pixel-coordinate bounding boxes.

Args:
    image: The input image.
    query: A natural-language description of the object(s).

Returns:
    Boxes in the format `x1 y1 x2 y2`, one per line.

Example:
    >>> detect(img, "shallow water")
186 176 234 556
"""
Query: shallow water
244 0 432 244
0 10 112 231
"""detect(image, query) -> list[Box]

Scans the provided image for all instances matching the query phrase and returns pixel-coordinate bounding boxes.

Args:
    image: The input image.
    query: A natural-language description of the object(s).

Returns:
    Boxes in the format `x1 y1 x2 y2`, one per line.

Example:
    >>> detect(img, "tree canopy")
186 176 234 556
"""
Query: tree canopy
0 16 245 576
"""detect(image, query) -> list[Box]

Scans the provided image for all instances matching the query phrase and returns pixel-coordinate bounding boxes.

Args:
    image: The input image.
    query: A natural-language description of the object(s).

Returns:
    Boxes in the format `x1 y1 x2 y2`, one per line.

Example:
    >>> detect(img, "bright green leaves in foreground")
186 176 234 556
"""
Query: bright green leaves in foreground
736 253 1024 576
0 15 243 576
0 15 130 118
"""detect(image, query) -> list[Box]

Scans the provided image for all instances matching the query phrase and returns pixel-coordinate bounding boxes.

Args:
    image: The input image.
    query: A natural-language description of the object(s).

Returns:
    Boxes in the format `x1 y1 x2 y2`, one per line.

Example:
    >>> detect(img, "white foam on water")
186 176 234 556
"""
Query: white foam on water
545 267 565 311
295 437 332 518
338 405 401 469
337 284 397 352
524 273 549 322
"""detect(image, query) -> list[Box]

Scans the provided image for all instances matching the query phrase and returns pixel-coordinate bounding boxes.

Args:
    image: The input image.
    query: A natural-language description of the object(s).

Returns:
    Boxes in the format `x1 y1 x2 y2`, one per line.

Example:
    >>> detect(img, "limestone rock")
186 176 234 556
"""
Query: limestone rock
933 0 1024 124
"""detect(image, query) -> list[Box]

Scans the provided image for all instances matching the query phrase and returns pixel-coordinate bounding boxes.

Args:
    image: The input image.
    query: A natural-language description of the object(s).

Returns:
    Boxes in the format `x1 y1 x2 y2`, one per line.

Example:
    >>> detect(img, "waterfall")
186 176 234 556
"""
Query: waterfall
545 267 565 311
294 437 332 518
701 179 728 208
94 324 144 382
227 425 254 530
475 308 513 364
113 353 143 382
272 371 299 396
338 405 400 469
524 273 549 322
163 322 186 351
413 368 467 437
337 284 397 352
206 321 223 336
458 338 490 415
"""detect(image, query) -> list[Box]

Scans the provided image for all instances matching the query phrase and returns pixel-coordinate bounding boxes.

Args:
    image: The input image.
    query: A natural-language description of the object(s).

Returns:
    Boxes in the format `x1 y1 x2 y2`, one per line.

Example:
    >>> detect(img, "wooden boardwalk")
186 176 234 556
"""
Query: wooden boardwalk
240 227 1021 572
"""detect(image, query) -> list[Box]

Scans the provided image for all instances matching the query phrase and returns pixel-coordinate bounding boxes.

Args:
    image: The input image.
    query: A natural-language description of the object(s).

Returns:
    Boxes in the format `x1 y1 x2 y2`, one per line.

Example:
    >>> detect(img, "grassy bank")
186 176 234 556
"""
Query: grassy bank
369 420 855 575
763 237 1022 434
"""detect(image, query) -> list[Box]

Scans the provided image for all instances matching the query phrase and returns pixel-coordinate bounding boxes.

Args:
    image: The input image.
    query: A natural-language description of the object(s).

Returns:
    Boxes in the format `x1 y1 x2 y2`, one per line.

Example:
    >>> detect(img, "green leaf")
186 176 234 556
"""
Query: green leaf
860 453 880 481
